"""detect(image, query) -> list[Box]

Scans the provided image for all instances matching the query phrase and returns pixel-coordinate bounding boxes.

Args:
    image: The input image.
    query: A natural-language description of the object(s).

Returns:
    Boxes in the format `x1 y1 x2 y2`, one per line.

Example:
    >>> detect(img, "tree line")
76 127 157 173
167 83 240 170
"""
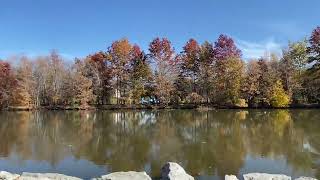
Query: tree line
0 26 320 109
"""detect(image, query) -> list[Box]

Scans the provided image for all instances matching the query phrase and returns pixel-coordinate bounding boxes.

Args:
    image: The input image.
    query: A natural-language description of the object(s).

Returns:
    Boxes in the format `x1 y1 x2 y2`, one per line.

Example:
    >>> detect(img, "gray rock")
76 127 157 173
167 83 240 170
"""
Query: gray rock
161 162 194 180
0 171 20 180
244 173 291 180
20 173 82 180
295 177 317 180
95 171 151 180
225 175 239 180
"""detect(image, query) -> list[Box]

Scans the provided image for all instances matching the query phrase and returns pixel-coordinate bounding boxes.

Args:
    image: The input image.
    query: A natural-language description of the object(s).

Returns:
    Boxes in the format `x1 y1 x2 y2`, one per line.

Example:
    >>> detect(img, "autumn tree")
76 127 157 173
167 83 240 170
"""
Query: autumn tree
47 51 65 105
86 52 112 104
73 59 95 108
0 61 17 108
149 38 178 104
222 57 245 105
174 72 190 103
45 51 76 106
0 27 319 109
242 60 261 107
308 27 320 69
255 58 273 106
270 80 290 108
280 40 308 103
305 27 320 102
213 34 242 61
212 34 244 105
245 55 284 107
60 67 75 106
107 39 133 104
26 51 74 107
269 53 282 81
15 56 35 108
32 56 50 106
129 45 152 104
198 41 214 103
243 57 276 107
179 39 201 98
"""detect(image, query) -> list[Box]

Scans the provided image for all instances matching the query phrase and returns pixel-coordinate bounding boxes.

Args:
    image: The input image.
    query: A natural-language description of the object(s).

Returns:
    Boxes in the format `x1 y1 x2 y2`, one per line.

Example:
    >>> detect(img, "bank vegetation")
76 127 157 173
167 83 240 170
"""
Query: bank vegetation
1 27 320 110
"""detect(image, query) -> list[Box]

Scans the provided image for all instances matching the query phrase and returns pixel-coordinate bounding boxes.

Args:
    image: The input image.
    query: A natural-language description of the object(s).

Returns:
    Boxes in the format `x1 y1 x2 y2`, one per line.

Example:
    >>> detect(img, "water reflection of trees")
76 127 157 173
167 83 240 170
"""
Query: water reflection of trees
0 110 319 178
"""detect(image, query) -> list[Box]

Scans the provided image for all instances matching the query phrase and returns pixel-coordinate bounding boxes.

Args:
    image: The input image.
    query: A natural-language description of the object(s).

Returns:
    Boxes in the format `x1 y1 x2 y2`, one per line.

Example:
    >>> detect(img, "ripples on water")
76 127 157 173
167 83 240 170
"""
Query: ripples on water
0 109 319 179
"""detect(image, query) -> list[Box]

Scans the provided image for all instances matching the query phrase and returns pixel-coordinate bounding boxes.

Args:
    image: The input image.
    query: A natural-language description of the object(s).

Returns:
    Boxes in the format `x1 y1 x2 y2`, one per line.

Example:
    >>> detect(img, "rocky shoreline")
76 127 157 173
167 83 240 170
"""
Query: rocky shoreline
0 162 317 180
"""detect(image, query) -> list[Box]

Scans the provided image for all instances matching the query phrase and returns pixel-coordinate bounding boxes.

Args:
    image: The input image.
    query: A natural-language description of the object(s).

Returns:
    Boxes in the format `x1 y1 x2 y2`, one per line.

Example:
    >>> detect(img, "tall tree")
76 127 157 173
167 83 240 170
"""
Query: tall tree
218 57 245 105
243 57 277 107
15 56 35 108
31 52 72 107
86 52 112 104
0 61 17 108
305 27 320 102
213 34 242 61
33 56 50 106
212 34 243 105
280 40 308 103
256 58 273 106
130 45 152 104
107 39 132 104
308 27 320 69
149 37 178 104
46 50 69 106
198 41 214 103
73 59 95 108
243 60 261 106
251 56 284 107
179 39 201 95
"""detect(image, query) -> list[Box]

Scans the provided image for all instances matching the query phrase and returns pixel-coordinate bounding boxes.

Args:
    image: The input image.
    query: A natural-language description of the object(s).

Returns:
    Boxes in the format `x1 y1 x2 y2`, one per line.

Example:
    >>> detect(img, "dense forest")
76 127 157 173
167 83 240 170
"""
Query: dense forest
0 26 319 109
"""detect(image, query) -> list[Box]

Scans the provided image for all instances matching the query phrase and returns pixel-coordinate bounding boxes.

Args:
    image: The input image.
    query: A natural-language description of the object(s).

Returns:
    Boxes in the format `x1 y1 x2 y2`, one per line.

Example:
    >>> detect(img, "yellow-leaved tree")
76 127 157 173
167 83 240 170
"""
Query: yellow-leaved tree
270 80 290 108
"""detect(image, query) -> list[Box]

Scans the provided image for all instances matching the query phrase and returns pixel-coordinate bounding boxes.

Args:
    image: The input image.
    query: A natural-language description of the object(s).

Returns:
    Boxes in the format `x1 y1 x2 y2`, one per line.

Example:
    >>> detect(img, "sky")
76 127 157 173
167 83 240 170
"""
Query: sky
1 0 319 60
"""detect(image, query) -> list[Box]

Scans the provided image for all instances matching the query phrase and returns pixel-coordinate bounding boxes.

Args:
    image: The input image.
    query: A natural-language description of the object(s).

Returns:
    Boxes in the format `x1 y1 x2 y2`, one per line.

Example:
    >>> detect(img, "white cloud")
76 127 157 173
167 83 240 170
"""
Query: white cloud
236 38 283 60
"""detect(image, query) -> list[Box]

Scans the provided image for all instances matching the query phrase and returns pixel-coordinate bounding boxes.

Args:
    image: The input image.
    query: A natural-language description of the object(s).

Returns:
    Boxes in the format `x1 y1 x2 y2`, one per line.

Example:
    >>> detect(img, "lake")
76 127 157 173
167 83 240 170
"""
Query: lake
0 109 319 179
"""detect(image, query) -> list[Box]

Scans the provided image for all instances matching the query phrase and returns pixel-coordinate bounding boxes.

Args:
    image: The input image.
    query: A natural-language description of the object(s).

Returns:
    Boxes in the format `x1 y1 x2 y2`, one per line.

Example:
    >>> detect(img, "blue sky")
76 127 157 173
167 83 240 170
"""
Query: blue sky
1 0 319 60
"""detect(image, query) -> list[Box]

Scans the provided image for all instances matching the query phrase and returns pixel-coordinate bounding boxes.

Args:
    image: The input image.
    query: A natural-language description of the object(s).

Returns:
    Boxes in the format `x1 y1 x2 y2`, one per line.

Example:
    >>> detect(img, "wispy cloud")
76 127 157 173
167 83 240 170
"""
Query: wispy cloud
236 38 283 59
263 21 307 39
0 50 76 61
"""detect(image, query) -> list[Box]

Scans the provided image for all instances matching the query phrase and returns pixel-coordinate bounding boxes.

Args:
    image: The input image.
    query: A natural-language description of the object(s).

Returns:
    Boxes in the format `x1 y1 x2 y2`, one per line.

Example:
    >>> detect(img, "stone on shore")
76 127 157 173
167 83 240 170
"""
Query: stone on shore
225 175 239 180
20 172 82 180
95 171 151 180
295 177 318 180
244 173 291 180
0 171 20 180
0 169 317 180
161 162 194 180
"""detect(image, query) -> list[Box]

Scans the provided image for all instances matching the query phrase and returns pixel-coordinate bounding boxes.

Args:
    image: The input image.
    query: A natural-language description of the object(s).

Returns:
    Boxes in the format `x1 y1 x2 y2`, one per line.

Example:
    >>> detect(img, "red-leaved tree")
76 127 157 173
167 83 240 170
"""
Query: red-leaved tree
213 34 241 61
149 37 178 104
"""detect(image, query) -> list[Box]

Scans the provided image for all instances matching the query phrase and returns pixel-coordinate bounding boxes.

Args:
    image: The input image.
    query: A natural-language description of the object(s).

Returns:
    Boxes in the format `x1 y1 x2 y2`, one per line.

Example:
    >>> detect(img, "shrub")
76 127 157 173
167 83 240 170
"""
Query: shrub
235 98 248 107
270 80 290 108
186 92 204 104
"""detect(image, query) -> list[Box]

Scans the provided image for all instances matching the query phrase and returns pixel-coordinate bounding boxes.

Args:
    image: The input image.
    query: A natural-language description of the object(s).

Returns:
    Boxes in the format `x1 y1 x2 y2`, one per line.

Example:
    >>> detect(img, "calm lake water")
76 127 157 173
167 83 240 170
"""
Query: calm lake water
0 110 319 179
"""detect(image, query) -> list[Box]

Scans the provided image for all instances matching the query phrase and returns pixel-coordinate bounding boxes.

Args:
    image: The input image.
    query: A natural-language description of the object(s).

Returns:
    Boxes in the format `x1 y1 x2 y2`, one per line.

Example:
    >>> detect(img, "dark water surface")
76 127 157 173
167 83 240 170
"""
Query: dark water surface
0 110 319 179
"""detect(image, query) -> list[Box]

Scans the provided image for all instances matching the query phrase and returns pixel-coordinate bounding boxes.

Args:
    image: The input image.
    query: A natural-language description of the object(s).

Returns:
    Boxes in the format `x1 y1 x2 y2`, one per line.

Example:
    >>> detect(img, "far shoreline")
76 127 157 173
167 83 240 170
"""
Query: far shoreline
3 103 320 111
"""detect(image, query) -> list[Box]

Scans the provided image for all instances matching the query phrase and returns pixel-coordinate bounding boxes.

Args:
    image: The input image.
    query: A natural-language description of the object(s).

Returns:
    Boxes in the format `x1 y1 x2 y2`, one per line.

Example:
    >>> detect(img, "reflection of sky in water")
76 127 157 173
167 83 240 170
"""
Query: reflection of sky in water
0 155 313 180
240 156 312 179
0 110 319 179
304 143 320 155
0 155 106 179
